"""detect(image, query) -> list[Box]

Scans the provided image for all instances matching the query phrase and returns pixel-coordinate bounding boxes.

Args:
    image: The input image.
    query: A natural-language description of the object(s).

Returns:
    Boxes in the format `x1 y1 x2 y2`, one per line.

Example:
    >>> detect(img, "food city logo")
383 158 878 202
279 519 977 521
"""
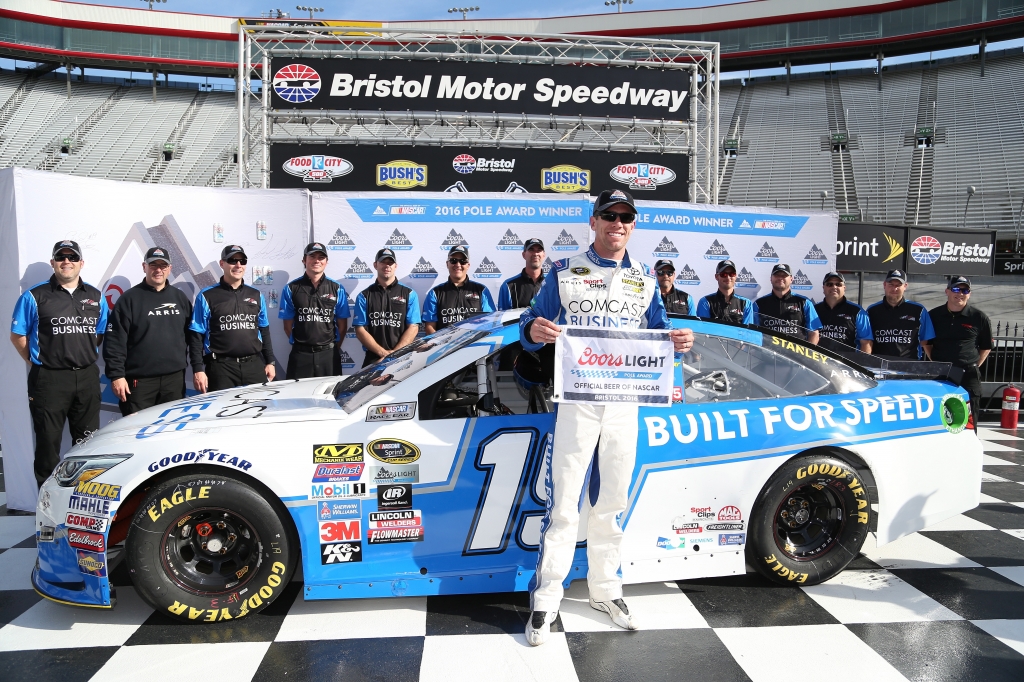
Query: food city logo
453 154 516 174
754 242 780 263
735 267 758 289
147 449 253 473
675 264 700 286
653 236 679 258
475 257 502 278
384 228 414 250
552 229 580 251
496 229 524 251
328 229 356 250
704 239 729 260
802 244 830 265
376 160 427 189
440 229 470 250
368 438 421 464
609 162 676 190
273 63 321 103
313 443 364 464
910 235 993 265
541 165 591 193
282 155 353 183
410 257 439 278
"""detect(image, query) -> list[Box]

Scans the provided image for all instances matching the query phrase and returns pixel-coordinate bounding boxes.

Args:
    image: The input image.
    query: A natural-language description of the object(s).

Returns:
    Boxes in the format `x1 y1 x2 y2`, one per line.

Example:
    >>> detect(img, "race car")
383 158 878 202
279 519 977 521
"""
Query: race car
32 311 982 621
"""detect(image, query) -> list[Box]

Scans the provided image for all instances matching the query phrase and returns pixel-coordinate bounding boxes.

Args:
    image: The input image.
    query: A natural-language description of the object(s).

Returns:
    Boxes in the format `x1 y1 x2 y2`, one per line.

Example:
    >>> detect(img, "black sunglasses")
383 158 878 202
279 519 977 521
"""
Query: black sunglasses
824 281 844 287
225 258 248 266
950 286 970 294
597 211 636 224
656 269 675 276
53 253 81 262
448 258 469 266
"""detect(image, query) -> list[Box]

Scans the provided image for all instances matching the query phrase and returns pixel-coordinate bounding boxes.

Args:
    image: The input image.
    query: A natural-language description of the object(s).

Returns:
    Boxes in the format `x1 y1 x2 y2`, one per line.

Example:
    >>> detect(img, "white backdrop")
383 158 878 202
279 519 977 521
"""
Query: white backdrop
0 175 837 512
0 168 311 511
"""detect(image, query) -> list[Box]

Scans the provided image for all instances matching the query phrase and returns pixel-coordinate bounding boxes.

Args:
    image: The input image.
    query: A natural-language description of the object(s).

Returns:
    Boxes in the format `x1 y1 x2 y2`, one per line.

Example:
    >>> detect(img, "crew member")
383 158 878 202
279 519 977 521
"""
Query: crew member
754 264 821 342
498 238 546 309
814 271 873 353
103 247 195 416
654 259 695 316
520 189 693 646
423 245 495 333
279 242 350 378
923 276 992 419
189 245 276 392
695 260 755 324
353 248 421 367
866 269 934 358
10 240 108 483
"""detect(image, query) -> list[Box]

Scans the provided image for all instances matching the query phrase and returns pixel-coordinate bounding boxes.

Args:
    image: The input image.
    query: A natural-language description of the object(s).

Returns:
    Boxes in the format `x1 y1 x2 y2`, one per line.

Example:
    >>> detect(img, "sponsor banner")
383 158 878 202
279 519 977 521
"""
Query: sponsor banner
995 254 1024 275
905 226 995 277
270 59 691 119
270 145 688 200
835 222 908 272
554 327 674 406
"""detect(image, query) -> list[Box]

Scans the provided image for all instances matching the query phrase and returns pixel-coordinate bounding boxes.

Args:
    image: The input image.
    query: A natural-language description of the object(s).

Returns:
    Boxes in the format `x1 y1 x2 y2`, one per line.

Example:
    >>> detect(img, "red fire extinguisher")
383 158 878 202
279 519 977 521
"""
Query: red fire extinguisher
1001 385 1021 429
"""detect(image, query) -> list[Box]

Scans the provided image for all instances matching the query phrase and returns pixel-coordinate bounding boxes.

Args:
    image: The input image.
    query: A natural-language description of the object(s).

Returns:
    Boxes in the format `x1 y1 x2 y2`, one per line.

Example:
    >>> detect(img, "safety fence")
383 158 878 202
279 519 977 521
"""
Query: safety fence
980 321 1024 416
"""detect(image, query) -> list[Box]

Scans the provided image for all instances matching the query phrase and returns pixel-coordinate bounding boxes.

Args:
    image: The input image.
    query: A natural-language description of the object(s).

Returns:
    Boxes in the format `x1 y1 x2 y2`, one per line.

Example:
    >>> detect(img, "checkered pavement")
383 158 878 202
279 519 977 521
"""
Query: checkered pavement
1 428 1023 682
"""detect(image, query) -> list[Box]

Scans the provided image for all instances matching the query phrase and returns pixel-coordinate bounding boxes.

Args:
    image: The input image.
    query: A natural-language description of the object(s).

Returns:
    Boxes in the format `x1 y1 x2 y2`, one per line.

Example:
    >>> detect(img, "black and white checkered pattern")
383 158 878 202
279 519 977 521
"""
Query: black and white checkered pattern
2 428 1023 681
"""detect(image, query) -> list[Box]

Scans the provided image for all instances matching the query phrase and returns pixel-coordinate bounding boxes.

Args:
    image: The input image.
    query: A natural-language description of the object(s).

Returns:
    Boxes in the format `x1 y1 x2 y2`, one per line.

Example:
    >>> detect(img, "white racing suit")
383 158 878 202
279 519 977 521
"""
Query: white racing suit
520 245 668 612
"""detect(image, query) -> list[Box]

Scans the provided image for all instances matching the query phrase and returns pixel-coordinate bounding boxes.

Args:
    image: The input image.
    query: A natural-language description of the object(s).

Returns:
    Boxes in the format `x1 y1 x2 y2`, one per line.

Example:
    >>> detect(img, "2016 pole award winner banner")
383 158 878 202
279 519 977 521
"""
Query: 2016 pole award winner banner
554 328 674 405
0 168 310 511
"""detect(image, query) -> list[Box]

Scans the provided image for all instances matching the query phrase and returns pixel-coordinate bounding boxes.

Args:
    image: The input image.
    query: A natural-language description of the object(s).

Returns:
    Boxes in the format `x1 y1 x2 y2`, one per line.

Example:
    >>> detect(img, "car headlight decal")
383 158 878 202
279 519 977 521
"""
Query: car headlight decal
54 454 133 487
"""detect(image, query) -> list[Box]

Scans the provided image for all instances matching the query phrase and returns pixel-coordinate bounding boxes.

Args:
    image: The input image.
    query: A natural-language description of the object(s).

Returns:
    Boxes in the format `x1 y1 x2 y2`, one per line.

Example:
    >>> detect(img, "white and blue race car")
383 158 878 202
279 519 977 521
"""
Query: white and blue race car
32 312 982 621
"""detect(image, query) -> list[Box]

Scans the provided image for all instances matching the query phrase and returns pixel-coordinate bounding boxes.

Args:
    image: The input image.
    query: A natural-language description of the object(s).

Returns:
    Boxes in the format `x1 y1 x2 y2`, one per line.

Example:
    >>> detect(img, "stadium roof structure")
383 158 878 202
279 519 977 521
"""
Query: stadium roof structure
0 0 1020 76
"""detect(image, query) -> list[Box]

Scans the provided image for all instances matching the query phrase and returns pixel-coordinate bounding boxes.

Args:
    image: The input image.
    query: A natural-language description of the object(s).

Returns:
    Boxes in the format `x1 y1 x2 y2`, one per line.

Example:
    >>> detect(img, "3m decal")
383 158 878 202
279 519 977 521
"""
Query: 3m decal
319 520 360 542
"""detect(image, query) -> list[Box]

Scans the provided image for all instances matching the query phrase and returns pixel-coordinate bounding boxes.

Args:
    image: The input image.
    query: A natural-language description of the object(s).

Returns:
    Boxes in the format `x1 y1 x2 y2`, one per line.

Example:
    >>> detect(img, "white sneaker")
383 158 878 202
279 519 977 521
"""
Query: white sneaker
525 610 557 646
589 598 638 630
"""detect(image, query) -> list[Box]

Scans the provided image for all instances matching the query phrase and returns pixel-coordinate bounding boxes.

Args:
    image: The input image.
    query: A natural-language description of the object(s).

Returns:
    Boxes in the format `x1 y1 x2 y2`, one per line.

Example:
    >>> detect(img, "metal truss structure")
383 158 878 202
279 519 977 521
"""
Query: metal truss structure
238 25 719 202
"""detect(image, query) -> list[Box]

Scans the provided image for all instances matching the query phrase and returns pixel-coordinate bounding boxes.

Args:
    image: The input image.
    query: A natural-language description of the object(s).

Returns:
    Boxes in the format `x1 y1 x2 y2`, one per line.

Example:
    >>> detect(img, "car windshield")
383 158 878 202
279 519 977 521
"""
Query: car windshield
333 326 490 412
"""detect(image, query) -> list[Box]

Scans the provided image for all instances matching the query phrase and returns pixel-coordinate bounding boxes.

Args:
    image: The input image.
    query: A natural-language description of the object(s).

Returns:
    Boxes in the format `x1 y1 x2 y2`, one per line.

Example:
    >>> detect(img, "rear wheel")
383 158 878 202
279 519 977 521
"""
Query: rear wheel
748 454 871 586
126 473 296 622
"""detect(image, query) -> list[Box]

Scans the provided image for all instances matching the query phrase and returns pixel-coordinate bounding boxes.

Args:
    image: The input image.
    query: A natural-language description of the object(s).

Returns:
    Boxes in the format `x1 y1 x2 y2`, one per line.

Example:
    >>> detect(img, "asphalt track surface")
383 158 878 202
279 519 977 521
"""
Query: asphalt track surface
0 427 1022 681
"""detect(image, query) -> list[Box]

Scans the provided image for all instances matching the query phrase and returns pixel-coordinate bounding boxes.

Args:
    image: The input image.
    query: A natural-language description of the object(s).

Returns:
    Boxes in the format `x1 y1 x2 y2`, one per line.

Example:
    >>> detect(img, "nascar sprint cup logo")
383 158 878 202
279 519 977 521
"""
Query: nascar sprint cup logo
282 155 353 183
609 162 676 190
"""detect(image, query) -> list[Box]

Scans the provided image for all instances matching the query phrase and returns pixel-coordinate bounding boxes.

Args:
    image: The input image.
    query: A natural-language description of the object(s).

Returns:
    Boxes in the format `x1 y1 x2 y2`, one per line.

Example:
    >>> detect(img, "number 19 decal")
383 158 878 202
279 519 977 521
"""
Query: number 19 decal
463 429 539 555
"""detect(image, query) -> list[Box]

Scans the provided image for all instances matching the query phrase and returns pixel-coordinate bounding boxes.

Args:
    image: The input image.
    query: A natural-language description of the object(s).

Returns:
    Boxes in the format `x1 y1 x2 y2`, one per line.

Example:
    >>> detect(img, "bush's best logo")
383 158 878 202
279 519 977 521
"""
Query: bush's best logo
542 165 590 193
376 160 427 189
368 438 421 464
273 64 321 103
609 162 676 190
282 155 352 183
314 443 364 463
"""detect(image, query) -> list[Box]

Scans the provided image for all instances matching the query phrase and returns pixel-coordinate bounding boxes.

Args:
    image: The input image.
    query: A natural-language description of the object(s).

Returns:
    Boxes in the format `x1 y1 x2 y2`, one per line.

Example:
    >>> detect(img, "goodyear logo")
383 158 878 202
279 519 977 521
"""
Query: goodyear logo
314 443 364 464
376 161 427 189
541 165 591 193
75 480 122 500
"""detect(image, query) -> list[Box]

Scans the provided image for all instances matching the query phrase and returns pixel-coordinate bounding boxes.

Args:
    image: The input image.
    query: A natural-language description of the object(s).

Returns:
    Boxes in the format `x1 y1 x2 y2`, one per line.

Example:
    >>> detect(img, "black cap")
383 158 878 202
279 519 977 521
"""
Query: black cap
948 275 971 289
221 244 246 261
145 247 171 265
374 248 397 263
885 269 907 283
448 245 470 259
523 238 544 251
593 189 636 214
715 259 737 275
304 242 328 257
654 260 675 272
52 240 82 259
822 271 845 284
771 263 792 276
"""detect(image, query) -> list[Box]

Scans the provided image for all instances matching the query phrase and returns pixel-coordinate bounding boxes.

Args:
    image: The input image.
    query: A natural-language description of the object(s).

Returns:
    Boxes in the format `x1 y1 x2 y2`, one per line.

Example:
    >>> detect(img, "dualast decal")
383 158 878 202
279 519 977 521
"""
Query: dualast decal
270 59 691 119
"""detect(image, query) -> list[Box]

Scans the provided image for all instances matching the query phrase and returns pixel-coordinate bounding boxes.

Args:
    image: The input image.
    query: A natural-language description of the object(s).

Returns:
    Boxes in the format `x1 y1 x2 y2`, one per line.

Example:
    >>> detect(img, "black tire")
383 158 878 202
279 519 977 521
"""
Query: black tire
747 453 871 586
126 473 297 622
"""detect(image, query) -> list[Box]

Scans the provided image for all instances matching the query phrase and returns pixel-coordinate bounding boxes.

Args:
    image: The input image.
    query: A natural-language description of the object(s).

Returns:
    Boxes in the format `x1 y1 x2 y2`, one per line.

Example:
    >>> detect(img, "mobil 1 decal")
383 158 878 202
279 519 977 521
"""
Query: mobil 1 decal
269 144 688 200
270 58 690 119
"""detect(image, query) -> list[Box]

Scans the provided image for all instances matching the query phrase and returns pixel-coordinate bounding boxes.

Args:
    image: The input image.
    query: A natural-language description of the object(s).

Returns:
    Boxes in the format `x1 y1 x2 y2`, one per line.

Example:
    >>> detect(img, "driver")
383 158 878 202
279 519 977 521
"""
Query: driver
519 189 693 646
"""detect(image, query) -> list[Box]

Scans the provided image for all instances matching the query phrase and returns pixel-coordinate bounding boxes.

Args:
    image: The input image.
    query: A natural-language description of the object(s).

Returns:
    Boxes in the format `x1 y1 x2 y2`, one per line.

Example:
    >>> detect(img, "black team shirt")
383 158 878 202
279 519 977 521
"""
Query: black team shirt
188 278 275 371
927 304 992 366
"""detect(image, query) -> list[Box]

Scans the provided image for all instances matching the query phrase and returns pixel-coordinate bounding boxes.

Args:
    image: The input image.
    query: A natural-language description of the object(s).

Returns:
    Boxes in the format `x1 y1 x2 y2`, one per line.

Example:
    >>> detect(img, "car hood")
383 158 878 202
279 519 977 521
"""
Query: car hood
84 378 347 445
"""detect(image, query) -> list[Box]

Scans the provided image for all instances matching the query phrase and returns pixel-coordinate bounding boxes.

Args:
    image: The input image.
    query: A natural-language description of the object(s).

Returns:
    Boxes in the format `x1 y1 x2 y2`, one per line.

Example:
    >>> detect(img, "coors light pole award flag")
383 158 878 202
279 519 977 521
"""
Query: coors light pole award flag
553 328 674 405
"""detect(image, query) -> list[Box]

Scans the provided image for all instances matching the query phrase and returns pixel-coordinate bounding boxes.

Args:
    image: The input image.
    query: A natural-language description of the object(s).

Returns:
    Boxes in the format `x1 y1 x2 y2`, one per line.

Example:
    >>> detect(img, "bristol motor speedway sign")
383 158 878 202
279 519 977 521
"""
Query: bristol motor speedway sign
270 59 690 120
905 227 996 277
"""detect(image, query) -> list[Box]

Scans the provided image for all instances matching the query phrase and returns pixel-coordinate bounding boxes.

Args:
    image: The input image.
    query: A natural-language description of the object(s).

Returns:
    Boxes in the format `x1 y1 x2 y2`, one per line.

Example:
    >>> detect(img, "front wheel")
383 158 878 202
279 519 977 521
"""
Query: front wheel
747 454 871 586
126 473 296 622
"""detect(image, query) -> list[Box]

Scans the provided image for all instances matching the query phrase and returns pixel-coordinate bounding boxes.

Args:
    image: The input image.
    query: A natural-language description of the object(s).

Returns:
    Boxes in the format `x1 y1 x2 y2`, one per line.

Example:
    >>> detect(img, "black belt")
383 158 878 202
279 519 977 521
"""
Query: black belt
208 353 259 363
293 342 334 353
41 364 93 371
